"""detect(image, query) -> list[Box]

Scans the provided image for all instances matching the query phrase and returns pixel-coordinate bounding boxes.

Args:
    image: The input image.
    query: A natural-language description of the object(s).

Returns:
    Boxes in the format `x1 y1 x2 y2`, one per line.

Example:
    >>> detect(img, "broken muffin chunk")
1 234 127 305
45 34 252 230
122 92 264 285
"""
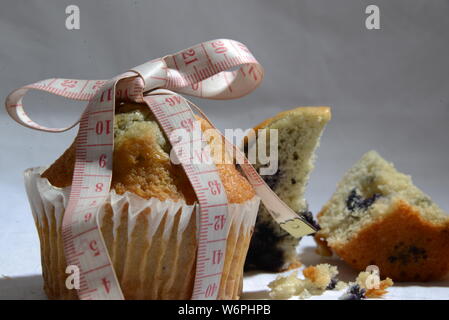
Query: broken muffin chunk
315 151 449 281
244 107 331 272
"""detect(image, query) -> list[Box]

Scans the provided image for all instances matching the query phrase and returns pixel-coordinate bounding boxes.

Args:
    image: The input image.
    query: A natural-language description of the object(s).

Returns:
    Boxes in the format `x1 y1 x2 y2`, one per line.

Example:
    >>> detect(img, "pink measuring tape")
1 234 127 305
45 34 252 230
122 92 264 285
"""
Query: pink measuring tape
6 39 316 300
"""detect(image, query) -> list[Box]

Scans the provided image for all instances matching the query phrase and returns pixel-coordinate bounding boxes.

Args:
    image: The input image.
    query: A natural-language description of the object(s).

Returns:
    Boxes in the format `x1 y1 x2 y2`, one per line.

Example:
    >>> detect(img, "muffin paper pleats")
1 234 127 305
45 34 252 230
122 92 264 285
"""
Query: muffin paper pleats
25 167 260 299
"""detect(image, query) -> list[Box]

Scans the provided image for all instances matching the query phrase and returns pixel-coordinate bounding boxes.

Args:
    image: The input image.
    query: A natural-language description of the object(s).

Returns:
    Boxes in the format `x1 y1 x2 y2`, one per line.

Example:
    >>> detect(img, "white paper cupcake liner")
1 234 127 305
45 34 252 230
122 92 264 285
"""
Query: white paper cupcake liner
24 167 260 300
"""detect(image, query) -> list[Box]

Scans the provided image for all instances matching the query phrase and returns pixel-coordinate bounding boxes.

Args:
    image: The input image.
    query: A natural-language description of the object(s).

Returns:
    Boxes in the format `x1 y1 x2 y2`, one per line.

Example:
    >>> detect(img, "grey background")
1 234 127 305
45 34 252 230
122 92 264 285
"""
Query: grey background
0 0 448 281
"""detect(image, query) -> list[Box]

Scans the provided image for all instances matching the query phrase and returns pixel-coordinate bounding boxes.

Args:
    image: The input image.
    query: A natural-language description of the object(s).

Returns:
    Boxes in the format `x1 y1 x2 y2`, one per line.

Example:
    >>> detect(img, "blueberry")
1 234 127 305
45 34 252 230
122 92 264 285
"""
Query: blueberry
262 168 282 190
340 284 366 300
387 256 398 263
388 244 427 266
346 189 382 212
346 189 363 211
326 277 338 290
244 220 287 271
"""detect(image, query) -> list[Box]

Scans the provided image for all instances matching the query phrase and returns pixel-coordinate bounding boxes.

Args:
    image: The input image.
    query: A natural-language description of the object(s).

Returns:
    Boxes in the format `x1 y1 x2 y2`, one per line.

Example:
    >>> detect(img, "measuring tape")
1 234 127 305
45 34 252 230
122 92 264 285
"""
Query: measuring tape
6 39 316 300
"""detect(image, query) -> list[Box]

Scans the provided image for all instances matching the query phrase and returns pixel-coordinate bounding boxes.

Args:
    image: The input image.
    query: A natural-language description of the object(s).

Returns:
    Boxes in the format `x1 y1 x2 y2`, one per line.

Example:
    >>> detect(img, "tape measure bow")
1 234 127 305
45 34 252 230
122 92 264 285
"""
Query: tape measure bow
6 39 316 300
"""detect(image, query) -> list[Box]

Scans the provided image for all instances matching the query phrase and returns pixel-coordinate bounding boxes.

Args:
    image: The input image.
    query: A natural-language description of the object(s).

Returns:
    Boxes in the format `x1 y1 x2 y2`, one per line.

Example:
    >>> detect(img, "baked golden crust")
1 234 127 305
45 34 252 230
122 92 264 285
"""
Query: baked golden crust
317 200 449 281
365 278 394 298
253 106 331 132
42 105 255 204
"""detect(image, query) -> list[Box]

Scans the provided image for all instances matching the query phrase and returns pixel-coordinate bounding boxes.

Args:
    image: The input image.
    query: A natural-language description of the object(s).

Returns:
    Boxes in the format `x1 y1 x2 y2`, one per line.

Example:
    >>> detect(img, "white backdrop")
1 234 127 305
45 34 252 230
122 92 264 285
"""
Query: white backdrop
0 0 448 299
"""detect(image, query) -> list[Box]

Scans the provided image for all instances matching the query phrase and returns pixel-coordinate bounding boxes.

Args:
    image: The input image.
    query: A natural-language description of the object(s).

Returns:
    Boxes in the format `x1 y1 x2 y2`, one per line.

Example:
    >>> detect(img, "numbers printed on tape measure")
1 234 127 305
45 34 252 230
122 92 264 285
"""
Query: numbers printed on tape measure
95 183 104 192
214 215 226 231
165 95 182 106
95 120 111 135
98 154 107 168
61 79 79 88
84 212 93 222
144 93 230 300
180 118 194 132
92 81 106 90
88 240 101 256
100 88 113 102
193 148 212 164
102 277 112 294
208 180 221 195
211 40 227 54
205 283 217 298
212 249 223 264
182 48 198 66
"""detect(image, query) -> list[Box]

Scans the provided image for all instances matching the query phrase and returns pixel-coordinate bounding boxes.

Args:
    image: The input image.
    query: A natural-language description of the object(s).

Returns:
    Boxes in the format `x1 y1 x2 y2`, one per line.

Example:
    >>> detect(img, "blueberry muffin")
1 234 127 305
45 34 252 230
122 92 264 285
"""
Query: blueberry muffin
42 103 254 204
315 151 449 281
27 102 260 299
244 107 331 271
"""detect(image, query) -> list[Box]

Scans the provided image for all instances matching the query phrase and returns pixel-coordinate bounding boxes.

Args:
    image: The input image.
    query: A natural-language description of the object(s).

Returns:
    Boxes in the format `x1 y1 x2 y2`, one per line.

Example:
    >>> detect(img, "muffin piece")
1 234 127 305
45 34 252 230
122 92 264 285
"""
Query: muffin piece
36 102 258 300
244 107 331 271
316 151 449 281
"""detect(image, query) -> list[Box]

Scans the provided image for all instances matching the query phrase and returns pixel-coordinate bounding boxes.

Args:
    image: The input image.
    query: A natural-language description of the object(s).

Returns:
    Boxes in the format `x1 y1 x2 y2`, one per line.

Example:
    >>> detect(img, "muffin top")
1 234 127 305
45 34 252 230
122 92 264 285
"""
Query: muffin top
253 106 331 132
42 103 255 204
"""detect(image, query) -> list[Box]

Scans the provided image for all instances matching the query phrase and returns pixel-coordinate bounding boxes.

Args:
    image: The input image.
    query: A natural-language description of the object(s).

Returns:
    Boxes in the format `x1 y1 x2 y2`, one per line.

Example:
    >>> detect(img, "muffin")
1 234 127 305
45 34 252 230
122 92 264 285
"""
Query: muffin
244 107 331 271
25 102 260 299
315 151 449 281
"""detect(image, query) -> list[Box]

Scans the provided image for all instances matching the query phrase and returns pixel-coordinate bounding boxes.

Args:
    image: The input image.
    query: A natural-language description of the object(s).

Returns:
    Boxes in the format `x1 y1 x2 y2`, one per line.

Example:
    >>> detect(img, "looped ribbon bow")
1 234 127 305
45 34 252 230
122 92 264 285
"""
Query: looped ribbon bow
6 39 315 300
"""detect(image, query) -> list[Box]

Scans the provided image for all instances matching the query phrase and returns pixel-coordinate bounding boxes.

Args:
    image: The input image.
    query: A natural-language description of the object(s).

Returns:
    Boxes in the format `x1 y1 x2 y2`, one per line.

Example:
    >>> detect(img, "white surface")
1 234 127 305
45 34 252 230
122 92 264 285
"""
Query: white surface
1 0 448 300
1 236 448 300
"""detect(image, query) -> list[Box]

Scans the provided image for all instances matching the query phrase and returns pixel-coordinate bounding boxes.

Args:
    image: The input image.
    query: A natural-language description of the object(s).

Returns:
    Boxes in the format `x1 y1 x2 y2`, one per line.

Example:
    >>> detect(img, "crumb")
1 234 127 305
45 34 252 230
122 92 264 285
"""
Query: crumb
268 263 394 300
268 263 343 299
365 278 394 298
303 264 338 290
356 271 394 298
286 261 302 271
335 280 348 290
267 271 304 299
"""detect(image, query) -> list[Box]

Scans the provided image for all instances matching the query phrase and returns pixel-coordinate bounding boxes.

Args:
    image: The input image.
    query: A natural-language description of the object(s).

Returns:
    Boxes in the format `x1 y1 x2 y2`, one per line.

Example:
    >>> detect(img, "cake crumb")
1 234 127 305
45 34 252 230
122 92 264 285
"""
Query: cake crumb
303 264 338 290
335 280 348 290
267 271 305 299
286 261 302 270
268 263 394 300
268 263 342 299
356 271 394 298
